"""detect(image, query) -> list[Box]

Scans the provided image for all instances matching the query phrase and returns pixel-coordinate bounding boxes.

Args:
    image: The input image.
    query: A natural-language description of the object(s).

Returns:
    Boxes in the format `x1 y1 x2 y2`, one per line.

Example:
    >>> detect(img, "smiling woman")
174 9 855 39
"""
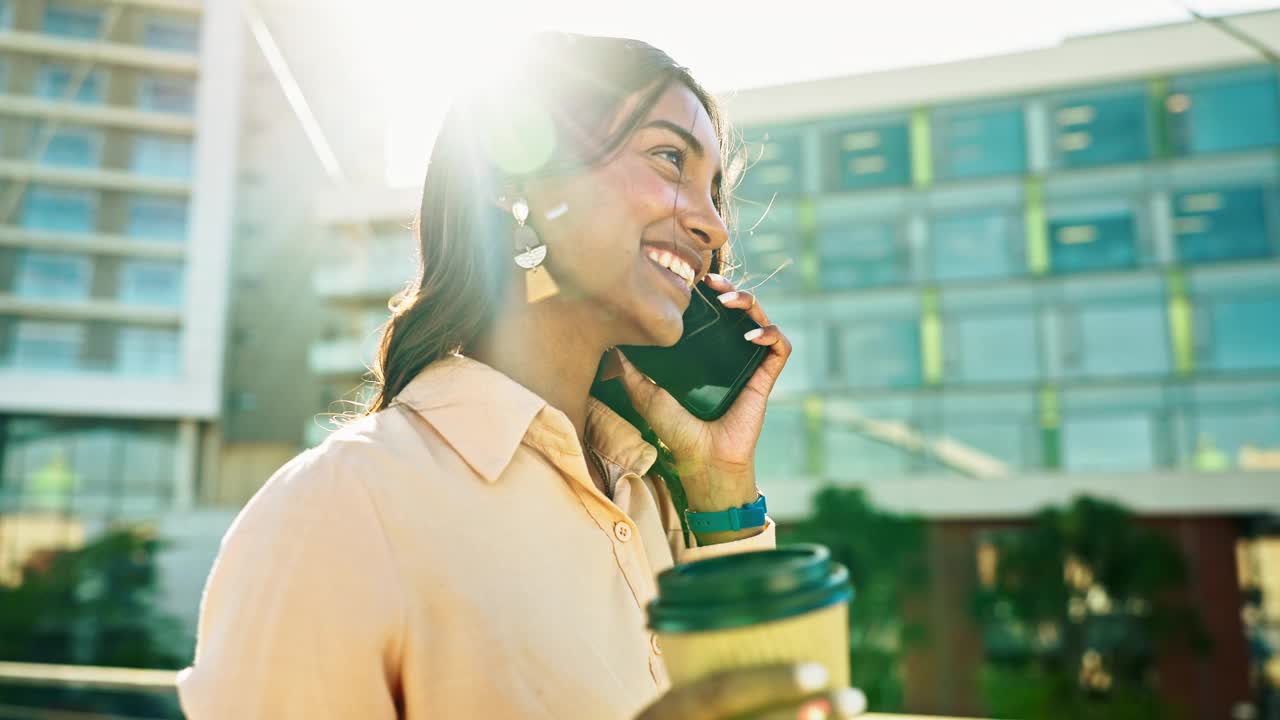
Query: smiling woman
174 32 856 720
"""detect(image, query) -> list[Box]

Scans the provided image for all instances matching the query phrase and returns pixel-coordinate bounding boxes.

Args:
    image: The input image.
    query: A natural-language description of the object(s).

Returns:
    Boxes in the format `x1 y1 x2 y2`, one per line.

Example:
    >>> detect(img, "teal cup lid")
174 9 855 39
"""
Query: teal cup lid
647 544 853 633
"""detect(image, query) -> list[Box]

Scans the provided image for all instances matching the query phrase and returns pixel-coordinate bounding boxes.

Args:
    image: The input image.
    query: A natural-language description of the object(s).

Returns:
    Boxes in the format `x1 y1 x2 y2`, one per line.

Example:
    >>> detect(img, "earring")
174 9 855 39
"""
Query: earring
511 197 559 303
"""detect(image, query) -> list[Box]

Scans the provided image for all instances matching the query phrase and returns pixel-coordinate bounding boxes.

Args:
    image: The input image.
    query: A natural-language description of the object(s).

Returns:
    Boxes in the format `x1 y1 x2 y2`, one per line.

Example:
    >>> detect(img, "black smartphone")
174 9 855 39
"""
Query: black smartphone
612 282 769 421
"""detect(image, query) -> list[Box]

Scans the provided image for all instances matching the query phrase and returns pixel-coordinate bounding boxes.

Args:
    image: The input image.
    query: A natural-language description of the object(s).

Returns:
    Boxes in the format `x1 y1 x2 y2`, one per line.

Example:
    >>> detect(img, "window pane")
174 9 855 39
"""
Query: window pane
930 210 1024 281
119 430 175 511
945 311 1040 383
934 106 1026 179
1063 414 1156 472
824 397 922 477
831 123 912 190
1062 303 1171 378
0 420 176 515
15 251 91 300
116 327 179 375
941 420 1038 470
1050 89 1150 168
141 15 199 52
818 222 907 289
12 321 83 370
736 204 802 294
1174 187 1273 264
137 75 196 115
1206 296 1280 371
1170 68 1280 155
1049 210 1137 274
0 0 12 28
67 427 118 512
130 136 193 178
20 186 97 232
118 259 184 307
43 2 102 38
838 320 921 388
738 130 805 199
31 125 102 168
34 63 104 104
126 195 188 241
1189 407 1280 472
755 405 807 479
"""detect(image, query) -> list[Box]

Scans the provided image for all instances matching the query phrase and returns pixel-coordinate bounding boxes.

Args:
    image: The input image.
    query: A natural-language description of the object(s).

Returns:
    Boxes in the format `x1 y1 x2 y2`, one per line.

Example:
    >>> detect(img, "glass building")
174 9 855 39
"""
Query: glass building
0 0 243 633
735 64 1280 486
723 13 1280 716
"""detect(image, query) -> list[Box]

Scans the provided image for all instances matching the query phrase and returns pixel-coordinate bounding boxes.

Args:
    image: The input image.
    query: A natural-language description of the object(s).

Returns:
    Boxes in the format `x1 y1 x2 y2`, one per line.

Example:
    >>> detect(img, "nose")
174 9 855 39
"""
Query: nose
680 193 729 253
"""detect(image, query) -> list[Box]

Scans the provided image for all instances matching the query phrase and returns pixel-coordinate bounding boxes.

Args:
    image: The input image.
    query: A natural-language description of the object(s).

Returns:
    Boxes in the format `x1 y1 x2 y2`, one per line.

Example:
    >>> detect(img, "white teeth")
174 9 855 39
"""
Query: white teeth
643 247 696 287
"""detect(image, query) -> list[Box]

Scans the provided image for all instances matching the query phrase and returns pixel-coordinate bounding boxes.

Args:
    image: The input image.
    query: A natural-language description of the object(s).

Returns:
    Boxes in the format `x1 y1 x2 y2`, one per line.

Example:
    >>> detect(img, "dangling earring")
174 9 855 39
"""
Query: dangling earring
511 197 559 303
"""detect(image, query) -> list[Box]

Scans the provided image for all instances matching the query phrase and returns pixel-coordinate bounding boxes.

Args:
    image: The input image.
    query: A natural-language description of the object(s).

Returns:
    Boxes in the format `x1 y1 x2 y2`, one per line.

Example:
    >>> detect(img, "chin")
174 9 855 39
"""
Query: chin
626 305 685 348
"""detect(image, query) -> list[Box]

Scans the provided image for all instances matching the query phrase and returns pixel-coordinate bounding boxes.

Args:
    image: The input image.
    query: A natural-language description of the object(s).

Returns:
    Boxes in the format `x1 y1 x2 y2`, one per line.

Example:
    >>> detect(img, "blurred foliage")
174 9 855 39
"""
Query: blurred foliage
778 486 928 712
973 496 1210 720
0 524 186 717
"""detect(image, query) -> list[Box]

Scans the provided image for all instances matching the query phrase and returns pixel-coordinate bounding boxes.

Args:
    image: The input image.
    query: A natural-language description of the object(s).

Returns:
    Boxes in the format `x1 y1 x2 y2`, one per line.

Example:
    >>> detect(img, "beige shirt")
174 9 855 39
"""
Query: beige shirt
177 356 775 719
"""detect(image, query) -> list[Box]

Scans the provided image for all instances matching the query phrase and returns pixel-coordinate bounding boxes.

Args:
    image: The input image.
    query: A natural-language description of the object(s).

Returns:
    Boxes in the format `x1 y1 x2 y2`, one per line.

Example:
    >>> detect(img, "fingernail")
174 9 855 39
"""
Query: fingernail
796 698 832 720
794 662 829 693
706 273 727 284
833 688 867 716
717 291 740 304
743 328 764 341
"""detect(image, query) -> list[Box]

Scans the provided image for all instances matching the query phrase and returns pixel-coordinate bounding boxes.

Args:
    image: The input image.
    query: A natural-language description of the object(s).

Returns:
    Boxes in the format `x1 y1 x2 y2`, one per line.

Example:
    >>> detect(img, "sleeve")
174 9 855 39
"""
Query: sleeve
643 473 776 565
177 451 406 719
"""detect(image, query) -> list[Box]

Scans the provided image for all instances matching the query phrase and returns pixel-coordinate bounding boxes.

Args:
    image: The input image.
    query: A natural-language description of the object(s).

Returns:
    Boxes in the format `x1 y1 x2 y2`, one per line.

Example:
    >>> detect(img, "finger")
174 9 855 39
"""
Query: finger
710 283 772 328
741 325 793 400
613 348 685 430
742 688 868 720
634 662 831 720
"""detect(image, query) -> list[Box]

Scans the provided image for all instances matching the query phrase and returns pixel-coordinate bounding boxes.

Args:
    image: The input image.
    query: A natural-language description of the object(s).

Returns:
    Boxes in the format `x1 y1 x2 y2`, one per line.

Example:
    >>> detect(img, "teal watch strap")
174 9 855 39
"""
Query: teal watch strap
684 493 767 533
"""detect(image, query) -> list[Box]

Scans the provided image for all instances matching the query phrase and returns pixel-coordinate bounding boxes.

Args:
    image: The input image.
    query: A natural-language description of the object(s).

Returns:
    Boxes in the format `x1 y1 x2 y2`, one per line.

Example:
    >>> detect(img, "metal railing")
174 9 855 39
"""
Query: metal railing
0 661 984 719
0 662 178 720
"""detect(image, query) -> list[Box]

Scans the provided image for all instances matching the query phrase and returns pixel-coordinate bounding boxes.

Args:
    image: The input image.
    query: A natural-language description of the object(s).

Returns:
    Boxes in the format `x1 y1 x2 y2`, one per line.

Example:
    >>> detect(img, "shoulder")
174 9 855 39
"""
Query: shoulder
226 407 426 545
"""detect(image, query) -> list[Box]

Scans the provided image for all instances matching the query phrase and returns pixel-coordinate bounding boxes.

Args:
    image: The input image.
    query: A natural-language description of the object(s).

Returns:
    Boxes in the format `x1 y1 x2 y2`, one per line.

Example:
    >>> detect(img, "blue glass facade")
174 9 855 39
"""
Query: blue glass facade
1169 67 1280 156
20 186 96 232
732 62 1280 479
830 122 911 190
42 2 102 39
930 210 1024 281
1049 211 1138 274
1174 186 1273 264
141 15 200 53
126 196 189 241
1049 87 1151 168
34 63 104 104
933 105 1026 179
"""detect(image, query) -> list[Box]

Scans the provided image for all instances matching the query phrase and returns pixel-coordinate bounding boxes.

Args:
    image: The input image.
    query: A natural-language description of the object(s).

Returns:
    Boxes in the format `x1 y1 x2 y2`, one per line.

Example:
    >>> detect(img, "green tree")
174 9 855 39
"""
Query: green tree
0 524 187 717
778 486 928 712
973 496 1210 720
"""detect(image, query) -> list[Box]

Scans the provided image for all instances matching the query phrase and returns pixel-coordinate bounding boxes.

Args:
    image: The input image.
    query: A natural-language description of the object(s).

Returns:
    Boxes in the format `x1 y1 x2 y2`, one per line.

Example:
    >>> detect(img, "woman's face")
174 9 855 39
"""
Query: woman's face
523 82 728 347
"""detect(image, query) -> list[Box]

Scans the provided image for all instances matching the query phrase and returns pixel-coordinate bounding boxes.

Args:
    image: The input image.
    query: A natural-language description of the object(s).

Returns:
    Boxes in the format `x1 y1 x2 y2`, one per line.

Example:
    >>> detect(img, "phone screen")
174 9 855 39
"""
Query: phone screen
611 282 769 421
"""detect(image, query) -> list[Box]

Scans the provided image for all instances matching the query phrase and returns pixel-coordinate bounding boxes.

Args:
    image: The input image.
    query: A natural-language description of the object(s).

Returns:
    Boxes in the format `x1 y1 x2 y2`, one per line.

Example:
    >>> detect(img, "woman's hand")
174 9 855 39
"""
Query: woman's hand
613 274 791 514
634 663 865 720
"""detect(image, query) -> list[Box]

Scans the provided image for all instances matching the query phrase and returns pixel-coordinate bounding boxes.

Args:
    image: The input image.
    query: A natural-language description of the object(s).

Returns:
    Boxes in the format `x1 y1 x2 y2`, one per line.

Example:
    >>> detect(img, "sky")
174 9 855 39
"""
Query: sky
366 0 1280 186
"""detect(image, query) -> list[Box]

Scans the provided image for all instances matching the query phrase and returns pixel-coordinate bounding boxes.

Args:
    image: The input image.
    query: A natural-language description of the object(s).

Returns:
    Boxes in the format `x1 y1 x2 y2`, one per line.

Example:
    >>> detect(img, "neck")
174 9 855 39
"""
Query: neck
470 294 610 446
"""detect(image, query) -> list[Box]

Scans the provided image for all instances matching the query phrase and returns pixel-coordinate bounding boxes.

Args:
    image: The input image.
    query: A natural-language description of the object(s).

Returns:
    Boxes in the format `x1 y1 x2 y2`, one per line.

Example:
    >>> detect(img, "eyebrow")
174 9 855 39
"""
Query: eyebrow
640 119 723 178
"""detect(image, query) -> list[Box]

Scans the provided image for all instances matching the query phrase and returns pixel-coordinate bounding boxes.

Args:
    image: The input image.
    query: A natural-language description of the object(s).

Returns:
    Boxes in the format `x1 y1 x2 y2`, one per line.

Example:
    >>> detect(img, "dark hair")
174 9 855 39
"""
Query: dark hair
366 33 739 413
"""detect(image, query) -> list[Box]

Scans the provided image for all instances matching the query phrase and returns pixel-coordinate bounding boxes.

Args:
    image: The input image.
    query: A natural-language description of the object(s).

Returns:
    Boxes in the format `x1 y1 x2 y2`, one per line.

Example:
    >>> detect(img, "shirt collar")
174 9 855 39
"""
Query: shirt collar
392 355 657 483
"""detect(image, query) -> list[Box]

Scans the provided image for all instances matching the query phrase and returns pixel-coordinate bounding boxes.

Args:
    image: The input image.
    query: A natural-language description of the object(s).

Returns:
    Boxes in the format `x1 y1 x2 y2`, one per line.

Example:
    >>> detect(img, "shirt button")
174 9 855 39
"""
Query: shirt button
650 632 663 655
614 521 633 542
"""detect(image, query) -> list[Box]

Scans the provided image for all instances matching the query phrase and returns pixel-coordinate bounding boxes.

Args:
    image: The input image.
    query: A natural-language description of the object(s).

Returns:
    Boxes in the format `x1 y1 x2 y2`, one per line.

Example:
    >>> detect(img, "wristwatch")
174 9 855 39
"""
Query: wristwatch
684 493 767 533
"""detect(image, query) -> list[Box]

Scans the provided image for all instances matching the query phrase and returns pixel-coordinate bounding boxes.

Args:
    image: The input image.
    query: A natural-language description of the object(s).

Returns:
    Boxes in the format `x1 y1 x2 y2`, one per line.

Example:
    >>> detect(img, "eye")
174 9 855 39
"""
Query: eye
654 147 686 172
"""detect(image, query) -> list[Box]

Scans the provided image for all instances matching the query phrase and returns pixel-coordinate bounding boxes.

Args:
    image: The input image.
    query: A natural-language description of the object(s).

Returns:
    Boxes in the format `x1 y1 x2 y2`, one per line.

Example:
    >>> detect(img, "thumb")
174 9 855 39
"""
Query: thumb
612 349 685 433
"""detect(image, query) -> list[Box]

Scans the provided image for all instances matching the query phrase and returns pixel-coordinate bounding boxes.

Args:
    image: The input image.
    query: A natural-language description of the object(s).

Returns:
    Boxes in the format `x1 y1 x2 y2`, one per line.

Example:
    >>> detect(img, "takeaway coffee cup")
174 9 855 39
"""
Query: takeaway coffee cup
647 544 854 688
